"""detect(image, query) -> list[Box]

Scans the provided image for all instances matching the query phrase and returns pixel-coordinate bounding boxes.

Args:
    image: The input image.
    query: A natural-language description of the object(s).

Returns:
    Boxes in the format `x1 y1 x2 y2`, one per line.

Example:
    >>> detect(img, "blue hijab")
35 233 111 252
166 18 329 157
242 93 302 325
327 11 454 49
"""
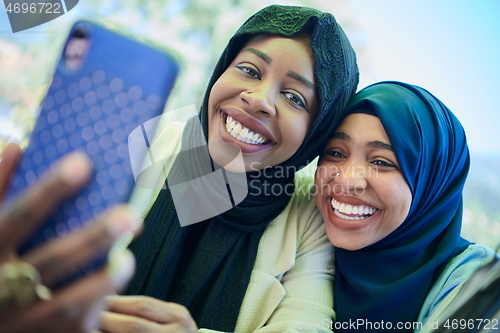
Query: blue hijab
334 81 471 331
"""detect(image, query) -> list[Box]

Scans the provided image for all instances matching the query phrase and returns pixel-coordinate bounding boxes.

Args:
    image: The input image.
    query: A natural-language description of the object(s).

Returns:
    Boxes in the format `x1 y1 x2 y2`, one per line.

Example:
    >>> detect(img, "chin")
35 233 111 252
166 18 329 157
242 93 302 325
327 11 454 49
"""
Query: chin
325 227 370 251
207 144 254 173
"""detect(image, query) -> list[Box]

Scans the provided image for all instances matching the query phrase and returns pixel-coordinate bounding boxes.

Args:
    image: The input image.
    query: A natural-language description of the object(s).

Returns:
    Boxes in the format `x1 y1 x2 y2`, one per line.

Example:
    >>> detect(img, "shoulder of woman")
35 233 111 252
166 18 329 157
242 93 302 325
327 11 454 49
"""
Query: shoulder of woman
277 173 329 253
417 244 498 327
291 172 316 205
254 172 329 271
438 243 499 286
289 173 322 227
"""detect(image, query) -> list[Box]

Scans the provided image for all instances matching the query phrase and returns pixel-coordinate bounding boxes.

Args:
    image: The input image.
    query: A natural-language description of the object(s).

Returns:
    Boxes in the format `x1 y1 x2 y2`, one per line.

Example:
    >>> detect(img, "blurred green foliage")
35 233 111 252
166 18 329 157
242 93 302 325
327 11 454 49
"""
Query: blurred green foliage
463 155 500 250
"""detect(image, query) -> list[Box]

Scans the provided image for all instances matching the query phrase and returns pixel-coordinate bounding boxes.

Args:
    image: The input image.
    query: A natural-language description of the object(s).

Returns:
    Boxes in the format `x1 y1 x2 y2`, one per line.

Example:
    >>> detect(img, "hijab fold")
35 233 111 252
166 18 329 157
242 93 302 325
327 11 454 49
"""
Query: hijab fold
334 81 471 332
125 5 358 331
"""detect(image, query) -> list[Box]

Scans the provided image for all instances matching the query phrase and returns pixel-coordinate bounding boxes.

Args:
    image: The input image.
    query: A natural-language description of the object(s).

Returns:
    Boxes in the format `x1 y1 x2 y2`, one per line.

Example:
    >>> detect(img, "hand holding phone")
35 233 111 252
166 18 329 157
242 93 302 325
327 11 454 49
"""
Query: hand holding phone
0 143 136 333
5 20 179 287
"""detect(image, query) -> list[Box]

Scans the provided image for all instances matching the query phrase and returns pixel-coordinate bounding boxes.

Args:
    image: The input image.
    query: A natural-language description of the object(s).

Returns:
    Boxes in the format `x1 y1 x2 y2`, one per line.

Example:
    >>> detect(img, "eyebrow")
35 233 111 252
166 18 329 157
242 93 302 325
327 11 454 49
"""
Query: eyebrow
287 70 316 91
330 132 350 141
242 48 316 91
330 132 394 152
242 48 272 64
368 140 393 152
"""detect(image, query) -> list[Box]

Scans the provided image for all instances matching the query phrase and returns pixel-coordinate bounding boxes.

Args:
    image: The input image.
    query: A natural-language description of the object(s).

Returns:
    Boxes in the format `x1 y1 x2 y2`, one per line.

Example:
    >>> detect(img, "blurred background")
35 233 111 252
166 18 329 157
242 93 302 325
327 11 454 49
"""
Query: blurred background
1 0 499 249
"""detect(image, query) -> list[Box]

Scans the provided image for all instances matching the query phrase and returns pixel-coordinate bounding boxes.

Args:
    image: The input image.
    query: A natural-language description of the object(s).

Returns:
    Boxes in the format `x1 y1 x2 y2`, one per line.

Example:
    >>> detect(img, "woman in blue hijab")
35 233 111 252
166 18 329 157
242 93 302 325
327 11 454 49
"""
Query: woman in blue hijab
315 81 498 332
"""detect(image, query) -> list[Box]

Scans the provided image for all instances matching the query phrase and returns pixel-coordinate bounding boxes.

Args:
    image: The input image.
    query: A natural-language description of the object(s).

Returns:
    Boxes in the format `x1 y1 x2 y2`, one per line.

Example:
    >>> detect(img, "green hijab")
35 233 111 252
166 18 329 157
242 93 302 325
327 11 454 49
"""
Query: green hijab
126 5 358 331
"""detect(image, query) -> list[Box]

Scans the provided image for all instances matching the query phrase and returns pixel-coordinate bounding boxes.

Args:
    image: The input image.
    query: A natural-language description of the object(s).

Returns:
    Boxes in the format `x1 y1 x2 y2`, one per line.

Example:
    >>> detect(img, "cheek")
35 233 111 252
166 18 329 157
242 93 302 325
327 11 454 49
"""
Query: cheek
208 72 237 110
280 114 311 151
314 171 325 209
391 180 412 216
397 186 412 220
377 177 412 227
208 81 224 112
314 161 329 186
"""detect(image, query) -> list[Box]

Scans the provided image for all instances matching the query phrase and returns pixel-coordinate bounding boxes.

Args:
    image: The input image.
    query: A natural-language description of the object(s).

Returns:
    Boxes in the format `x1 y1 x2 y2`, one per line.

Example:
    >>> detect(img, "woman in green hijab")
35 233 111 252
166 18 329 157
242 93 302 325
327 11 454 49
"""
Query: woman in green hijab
98 4 358 333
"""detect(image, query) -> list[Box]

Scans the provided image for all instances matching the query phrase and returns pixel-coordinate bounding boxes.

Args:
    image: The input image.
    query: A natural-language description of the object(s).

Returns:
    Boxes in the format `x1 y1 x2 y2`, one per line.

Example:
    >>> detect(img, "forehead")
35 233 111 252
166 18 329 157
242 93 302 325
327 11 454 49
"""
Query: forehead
245 33 312 46
239 35 313 62
335 113 391 143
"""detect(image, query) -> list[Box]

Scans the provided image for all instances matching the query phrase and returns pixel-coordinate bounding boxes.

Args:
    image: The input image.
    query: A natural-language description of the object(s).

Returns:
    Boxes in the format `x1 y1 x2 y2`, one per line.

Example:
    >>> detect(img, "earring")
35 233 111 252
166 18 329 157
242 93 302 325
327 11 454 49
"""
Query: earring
334 172 340 179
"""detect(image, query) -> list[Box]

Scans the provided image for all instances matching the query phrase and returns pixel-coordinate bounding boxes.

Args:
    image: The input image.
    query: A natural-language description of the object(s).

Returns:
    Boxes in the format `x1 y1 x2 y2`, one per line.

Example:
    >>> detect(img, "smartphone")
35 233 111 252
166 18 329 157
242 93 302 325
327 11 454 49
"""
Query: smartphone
6 20 179 287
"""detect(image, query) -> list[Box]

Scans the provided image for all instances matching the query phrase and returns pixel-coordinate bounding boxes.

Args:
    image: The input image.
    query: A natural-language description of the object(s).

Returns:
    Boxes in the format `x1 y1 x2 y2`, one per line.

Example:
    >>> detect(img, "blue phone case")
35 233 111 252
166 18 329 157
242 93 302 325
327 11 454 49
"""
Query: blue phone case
6 20 179 287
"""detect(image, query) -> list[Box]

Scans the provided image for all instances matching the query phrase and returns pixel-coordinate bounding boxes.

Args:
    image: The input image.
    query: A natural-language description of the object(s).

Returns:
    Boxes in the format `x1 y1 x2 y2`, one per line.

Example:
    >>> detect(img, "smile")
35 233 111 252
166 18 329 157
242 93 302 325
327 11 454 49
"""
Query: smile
330 198 378 221
225 114 270 145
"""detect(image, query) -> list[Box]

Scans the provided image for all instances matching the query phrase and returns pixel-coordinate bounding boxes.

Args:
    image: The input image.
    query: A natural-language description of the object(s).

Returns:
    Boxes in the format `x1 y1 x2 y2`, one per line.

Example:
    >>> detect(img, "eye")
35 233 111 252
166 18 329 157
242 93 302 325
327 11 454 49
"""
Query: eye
282 91 307 109
236 65 260 79
323 150 345 159
371 159 398 169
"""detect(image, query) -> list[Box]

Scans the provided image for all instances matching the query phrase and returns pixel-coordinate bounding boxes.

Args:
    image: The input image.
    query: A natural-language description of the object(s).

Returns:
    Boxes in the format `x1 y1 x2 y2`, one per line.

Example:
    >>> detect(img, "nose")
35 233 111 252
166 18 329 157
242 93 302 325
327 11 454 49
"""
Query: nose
240 83 277 118
335 161 368 195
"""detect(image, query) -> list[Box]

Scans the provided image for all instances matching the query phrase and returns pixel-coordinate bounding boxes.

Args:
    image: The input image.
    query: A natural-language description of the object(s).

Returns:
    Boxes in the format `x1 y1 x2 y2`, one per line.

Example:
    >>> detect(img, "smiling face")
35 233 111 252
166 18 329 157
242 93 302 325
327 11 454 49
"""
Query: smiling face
314 113 412 251
207 35 319 172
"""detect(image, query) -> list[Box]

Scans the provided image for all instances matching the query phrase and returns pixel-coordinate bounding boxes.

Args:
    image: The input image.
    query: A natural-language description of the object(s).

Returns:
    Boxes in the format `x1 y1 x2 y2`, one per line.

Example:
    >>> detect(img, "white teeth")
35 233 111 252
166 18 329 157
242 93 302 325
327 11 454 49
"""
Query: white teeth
224 113 269 145
334 210 362 220
330 198 377 221
233 123 242 135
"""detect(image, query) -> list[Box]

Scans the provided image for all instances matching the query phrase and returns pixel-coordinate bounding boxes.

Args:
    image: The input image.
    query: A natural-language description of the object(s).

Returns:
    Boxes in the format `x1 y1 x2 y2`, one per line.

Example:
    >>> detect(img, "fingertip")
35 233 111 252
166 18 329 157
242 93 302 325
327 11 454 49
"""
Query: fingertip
107 249 135 292
0 142 22 163
104 294 119 302
58 151 92 186
103 294 119 310
4 141 21 152
0 142 23 200
105 205 140 239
